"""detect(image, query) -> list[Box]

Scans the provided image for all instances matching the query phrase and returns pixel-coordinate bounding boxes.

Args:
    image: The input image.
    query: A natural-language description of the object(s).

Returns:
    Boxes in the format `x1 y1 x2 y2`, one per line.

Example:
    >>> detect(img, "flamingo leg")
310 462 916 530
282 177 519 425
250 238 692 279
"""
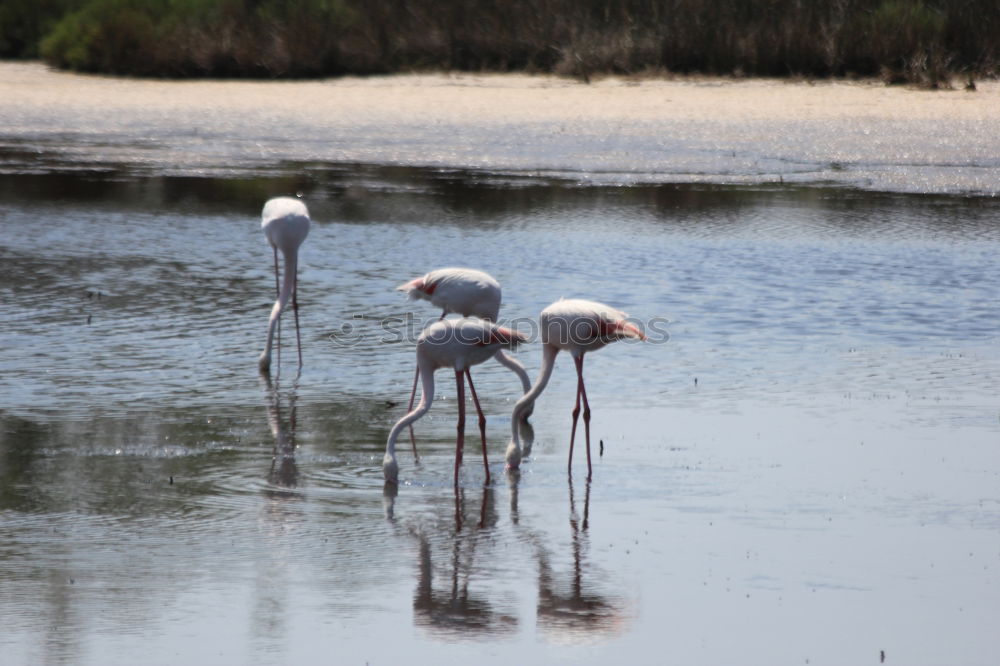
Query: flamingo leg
273 247 281 374
272 247 281 297
454 370 466 486
464 369 490 484
576 354 593 481
292 269 303 370
568 354 584 474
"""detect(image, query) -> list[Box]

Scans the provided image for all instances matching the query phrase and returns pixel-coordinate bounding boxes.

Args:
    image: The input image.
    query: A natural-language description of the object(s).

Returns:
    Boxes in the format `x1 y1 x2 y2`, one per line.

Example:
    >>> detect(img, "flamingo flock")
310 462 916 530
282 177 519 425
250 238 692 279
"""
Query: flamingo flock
256 196 647 487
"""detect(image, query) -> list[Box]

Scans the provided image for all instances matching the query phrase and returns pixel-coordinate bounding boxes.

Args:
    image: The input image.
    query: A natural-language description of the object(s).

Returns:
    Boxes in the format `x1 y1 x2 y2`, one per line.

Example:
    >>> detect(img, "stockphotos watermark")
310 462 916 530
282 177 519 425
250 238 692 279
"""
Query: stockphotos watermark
328 313 671 347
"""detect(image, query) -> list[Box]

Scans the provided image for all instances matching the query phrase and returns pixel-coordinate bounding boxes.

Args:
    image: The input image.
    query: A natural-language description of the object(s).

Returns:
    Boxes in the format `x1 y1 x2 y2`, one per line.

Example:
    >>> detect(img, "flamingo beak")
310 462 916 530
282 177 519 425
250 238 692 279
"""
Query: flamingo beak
620 321 646 340
599 319 646 341
396 277 423 293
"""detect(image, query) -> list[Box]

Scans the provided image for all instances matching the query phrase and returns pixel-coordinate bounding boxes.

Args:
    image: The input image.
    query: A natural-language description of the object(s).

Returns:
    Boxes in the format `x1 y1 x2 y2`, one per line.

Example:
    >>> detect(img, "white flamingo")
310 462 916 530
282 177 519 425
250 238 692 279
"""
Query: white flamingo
383 317 526 485
258 197 310 374
506 299 646 480
397 268 533 452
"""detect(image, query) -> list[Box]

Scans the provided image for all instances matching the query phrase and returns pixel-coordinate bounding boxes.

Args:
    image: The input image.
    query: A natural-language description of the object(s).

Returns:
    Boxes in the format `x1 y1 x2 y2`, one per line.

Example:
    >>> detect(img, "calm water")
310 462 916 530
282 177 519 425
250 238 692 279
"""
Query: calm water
2 122 1000 662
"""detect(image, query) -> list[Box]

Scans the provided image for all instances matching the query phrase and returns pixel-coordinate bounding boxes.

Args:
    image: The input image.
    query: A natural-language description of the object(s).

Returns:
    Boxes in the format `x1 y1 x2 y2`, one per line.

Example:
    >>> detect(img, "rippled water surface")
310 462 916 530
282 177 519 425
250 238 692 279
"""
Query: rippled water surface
2 67 1000 666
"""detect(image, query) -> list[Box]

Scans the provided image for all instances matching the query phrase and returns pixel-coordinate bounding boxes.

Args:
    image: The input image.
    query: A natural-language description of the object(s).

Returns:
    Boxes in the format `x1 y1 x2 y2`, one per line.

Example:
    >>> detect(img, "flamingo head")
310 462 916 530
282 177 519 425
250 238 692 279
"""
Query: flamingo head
488 326 527 351
382 452 399 484
600 318 646 342
396 275 436 300
505 439 522 470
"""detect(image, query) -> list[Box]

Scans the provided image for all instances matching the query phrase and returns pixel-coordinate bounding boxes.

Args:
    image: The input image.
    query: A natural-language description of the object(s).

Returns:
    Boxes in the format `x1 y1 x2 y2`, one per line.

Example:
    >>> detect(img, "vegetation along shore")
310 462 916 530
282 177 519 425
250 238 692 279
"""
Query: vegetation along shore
0 0 997 85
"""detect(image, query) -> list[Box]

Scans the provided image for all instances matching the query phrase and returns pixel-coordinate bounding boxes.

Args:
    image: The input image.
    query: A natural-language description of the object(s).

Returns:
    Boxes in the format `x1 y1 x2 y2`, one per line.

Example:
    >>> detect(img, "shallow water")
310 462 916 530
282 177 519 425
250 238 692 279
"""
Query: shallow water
2 66 1000 665
2 168 998 418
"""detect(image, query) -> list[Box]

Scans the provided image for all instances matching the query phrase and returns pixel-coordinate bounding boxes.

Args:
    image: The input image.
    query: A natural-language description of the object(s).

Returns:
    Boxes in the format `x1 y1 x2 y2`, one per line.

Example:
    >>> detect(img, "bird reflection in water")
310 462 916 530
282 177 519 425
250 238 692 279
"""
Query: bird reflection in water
382 418 624 642
251 372 305 650
533 480 629 641
411 485 518 638
260 372 300 495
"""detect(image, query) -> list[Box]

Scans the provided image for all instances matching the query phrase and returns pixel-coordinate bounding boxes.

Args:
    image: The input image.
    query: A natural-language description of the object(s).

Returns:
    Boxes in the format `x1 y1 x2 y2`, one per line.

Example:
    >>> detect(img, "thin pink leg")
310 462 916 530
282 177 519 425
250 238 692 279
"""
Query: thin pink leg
273 247 281 377
275 320 281 380
454 370 466 486
576 354 593 481
568 354 584 474
293 271 303 370
465 369 490 484
272 247 280 297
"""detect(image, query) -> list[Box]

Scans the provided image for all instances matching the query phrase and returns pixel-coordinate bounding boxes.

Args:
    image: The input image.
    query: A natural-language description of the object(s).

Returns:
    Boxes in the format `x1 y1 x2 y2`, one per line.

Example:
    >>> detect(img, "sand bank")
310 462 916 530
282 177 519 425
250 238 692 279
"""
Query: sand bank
1 61 999 193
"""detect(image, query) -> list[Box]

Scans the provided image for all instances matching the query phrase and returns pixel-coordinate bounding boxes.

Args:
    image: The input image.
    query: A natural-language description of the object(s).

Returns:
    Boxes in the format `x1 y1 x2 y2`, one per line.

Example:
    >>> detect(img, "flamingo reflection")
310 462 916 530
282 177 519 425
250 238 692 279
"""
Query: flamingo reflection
532 480 630 641
260 372 299 493
251 373 303 650
411 486 518 638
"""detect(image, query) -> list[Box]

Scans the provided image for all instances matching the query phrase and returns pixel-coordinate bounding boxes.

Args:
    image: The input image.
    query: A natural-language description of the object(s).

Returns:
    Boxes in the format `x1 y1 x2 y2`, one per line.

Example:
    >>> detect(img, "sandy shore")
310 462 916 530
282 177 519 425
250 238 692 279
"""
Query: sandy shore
2 61 999 192
3 60 998 122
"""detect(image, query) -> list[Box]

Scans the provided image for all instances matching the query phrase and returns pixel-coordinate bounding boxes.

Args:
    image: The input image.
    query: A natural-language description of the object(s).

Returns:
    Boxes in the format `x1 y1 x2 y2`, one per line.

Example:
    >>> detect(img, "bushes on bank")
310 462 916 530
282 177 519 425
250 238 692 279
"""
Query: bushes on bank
3 0 997 81
37 0 353 76
0 0 77 58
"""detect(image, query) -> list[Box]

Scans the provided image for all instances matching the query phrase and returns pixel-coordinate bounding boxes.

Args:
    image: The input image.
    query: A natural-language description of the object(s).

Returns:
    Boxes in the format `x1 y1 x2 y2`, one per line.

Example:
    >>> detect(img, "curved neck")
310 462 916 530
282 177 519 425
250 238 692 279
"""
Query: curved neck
277 249 298 311
262 248 298 359
493 350 531 394
511 344 558 445
386 357 436 459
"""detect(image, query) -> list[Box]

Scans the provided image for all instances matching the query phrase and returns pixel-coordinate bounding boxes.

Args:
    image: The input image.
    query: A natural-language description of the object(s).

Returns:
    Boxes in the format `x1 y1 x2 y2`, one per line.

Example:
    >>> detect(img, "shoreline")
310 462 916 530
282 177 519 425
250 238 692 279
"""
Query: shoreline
2 61 999 195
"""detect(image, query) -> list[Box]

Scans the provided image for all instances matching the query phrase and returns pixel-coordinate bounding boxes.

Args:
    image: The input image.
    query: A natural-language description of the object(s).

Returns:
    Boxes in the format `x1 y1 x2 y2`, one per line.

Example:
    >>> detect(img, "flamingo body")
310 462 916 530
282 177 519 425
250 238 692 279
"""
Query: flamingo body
384 318 526 485
397 267 533 458
398 267 502 320
506 299 645 477
262 197 310 253
258 197 310 373
417 317 513 370
538 299 643 357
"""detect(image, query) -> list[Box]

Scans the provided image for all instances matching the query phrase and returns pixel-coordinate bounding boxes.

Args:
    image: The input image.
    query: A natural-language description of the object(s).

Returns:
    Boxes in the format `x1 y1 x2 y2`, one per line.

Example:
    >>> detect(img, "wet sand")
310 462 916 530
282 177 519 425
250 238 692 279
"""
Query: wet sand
2 61 999 193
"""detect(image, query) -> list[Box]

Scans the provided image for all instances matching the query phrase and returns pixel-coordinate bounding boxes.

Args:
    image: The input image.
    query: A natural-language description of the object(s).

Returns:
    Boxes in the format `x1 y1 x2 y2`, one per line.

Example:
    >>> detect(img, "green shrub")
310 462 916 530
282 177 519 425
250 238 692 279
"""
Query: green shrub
16 0 1000 79
39 0 353 76
40 0 167 73
0 0 80 58
868 0 950 84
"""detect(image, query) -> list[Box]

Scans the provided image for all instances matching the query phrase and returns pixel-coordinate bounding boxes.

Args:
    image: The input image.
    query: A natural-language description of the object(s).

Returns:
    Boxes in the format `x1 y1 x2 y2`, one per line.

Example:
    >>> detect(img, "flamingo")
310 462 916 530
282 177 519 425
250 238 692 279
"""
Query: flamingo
397 268 533 451
258 196 310 374
505 299 646 480
383 317 526 485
